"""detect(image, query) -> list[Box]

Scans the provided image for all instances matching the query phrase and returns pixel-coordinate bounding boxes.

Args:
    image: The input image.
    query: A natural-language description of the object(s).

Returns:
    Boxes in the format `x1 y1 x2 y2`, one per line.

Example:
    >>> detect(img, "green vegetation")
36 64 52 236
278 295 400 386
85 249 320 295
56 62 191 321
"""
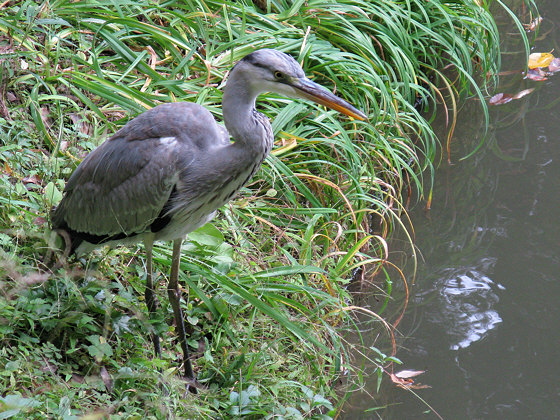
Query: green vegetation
0 0 535 418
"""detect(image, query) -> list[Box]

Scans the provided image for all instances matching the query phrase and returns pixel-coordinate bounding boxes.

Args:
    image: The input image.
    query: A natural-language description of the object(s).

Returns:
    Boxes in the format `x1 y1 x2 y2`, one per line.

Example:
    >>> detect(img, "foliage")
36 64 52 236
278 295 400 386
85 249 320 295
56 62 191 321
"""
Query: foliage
0 0 534 418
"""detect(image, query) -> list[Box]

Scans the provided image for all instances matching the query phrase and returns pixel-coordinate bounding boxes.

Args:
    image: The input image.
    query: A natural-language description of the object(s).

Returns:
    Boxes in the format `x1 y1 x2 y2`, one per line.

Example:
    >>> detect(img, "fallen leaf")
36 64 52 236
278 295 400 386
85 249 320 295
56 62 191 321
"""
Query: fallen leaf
528 52 555 69
526 67 548 81
512 88 534 99
524 16 543 32
548 58 560 73
272 135 298 155
100 365 113 392
401 383 432 390
489 93 513 105
498 69 523 77
3 162 13 176
40 107 52 129
22 174 43 185
69 113 93 136
489 88 535 106
390 370 431 390
394 369 426 379
390 371 413 386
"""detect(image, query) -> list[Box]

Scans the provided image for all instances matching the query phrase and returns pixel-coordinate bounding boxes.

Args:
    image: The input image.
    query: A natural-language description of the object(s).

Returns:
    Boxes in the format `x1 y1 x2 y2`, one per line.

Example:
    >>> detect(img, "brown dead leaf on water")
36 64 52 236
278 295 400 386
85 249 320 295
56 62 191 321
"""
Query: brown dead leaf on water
390 369 431 390
524 16 543 32
497 54 559 82
489 88 535 106
512 88 534 99
548 58 560 73
394 369 427 379
497 69 522 77
526 67 549 81
489 93 513 105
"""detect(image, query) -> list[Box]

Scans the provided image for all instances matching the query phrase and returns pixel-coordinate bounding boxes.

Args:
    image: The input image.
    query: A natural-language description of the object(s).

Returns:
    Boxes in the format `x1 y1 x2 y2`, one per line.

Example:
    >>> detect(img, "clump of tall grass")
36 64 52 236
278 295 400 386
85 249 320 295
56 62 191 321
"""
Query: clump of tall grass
0 0 535 417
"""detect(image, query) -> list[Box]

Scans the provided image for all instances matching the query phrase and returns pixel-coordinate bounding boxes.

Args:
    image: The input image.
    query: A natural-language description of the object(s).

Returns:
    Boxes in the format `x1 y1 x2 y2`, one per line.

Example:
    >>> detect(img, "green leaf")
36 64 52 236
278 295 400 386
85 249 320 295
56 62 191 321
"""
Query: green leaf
0 395 41 419
44 182 63 207
189 223 225 247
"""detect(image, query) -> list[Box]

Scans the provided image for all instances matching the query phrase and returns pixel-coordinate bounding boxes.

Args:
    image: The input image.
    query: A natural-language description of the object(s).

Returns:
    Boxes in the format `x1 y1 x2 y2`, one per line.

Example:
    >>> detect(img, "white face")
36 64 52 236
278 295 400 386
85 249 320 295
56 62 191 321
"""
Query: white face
253 73 301 98
237 49 306 97
233 49 367 121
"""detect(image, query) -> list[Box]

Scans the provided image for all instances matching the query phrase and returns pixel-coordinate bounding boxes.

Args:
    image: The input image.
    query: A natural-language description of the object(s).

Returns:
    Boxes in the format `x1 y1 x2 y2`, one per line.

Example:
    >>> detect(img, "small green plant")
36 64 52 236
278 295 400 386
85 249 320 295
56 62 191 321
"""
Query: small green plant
0 394 42 419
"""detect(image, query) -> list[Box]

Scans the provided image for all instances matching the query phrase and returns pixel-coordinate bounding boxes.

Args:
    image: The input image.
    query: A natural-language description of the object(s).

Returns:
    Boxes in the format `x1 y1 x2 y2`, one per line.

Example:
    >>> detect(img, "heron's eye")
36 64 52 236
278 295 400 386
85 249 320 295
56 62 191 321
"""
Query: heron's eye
274 71 285 80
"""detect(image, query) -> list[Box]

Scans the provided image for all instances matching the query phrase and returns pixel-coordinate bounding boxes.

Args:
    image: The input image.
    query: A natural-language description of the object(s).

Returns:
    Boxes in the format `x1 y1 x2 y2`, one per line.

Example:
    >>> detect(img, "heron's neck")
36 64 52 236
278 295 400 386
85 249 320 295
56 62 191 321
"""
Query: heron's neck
222 71 273 158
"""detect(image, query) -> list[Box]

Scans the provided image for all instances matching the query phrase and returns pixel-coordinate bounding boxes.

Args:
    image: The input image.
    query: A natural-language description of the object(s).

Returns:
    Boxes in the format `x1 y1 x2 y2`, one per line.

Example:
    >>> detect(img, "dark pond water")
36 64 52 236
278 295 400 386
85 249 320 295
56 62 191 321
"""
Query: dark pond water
344 1 560 419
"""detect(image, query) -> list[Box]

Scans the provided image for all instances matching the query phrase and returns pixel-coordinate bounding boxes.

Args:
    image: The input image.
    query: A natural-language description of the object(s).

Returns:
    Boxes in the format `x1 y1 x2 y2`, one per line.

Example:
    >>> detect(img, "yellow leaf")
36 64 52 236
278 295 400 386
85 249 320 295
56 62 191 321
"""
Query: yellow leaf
271 133 300 156
528 52 555 69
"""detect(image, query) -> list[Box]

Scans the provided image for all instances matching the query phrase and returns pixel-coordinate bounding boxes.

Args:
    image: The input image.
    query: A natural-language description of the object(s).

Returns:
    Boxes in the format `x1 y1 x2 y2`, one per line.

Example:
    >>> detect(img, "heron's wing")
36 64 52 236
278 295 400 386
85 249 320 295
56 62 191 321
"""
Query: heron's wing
52 102 228 237
216 123 230 146
53 134 182 236
114 102 229 148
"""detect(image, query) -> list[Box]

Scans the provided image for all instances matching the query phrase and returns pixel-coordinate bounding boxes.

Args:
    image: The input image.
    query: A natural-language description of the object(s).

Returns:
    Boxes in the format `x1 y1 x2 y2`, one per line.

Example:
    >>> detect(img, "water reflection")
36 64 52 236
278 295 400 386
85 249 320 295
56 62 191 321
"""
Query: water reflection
422 259 504 351
344 1 560 417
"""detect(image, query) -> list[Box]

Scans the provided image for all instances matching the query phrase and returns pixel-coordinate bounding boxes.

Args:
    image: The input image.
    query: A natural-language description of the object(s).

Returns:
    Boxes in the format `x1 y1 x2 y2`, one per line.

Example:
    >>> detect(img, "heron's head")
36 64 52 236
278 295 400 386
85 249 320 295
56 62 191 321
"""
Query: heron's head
231 49 367 121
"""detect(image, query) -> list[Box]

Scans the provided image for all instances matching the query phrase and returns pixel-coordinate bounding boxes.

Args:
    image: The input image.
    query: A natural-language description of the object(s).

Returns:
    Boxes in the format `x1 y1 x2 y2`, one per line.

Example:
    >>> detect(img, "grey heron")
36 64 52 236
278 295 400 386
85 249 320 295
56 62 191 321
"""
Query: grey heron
51 48 366 388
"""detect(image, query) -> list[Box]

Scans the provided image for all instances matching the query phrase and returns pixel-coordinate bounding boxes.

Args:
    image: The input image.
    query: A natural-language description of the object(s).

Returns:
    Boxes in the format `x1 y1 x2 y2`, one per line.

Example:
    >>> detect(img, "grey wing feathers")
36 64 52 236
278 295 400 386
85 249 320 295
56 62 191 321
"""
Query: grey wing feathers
53 136 179 236
114 102 228 149
52 101 225 237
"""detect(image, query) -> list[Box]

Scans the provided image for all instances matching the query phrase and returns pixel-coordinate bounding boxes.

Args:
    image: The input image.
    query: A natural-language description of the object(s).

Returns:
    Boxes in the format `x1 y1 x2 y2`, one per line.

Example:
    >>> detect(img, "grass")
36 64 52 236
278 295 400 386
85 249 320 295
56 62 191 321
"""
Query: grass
0 0 535 418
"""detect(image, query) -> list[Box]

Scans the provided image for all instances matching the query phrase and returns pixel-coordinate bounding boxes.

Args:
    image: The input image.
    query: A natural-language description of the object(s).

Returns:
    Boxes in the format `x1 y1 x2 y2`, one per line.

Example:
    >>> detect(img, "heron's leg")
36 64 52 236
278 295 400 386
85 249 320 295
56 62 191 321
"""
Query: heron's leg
168 239 195 382
144 240 162 359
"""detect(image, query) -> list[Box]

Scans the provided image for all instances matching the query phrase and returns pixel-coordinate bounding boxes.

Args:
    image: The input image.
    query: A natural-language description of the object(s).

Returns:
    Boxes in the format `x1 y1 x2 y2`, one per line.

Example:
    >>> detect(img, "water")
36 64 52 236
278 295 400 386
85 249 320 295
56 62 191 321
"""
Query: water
345 1 560 418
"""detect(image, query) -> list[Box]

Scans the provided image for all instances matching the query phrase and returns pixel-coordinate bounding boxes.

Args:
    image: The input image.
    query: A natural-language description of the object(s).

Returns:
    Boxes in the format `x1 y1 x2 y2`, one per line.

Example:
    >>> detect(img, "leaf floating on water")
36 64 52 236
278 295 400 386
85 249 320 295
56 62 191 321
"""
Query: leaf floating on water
512 88 535 99
523 16 543 32
526 67 549 81
528 52 555 69
548 58 560 73
489 93 513 105
489 88 535 106
497 69 523 77
390 369 431 389
389 371 413 386
394 369 426 379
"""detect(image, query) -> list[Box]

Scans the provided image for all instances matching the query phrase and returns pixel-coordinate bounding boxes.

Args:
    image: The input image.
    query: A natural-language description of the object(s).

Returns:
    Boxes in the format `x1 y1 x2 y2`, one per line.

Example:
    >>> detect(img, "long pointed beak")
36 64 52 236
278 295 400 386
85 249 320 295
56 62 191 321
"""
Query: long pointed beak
292 77 367 121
